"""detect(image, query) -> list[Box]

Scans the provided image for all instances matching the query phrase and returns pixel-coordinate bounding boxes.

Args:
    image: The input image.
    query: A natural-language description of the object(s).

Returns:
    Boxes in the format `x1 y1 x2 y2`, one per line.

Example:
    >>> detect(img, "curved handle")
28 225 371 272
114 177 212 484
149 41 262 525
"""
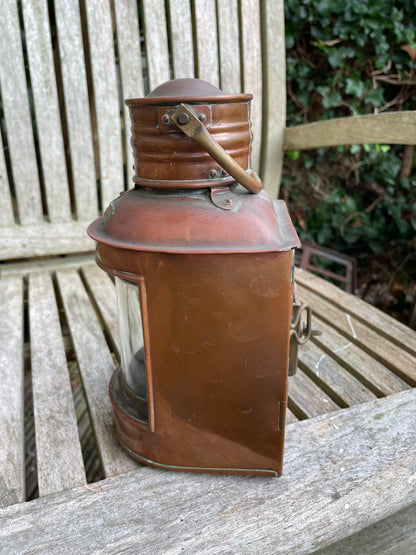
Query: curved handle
170 103 263 194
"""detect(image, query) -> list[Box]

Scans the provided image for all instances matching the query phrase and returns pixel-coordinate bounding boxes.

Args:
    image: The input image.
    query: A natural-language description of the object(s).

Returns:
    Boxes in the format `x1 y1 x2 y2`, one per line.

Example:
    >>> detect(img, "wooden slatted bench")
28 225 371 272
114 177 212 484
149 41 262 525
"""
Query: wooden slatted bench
1 0 416 551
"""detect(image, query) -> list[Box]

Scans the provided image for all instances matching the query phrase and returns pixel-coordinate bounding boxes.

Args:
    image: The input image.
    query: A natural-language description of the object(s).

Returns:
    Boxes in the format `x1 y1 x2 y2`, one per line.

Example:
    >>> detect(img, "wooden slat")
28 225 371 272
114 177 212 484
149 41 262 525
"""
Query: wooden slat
296 268 416 358
84 0 124 209
0 253 94 278
0 276 24 507
284 112 416 151
114 0 144 188
297 284 416 386
54 0 98 221
313 315 410 398
194 0 219 87
168 0 195 80
56 269 138 478
319 502 416 554
81 265 120 353
0 0 43 225
0 132 14 226
21 0 71 224
29 272 86 496
1 389 415 552
258 0 286 197
288 369 340 419
142 0 170 91
240 0 262 172
0 221 94 260
299 340 378 407
217 0 241 93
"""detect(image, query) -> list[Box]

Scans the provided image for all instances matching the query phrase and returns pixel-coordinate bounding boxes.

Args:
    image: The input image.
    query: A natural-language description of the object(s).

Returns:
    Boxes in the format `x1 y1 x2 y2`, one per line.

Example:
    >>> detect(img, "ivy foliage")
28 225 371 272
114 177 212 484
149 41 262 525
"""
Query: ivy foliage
285 0 416 122
282 0 416 305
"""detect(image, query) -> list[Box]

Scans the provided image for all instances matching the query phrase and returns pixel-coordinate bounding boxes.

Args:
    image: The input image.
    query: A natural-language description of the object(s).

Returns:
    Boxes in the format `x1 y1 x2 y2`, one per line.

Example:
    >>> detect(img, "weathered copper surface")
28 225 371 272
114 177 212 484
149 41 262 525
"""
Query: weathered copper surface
88 78 301 476
126 78 253 189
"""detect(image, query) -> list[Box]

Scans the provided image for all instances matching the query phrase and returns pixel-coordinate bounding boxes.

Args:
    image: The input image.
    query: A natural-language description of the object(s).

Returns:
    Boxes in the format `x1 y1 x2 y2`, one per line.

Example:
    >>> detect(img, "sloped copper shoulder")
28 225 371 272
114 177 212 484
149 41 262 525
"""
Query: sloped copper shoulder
87 187 301 254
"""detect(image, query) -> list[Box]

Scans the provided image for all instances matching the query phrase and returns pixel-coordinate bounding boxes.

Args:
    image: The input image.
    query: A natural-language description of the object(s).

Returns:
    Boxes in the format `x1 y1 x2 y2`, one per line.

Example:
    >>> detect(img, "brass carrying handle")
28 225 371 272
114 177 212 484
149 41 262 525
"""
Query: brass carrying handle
170 103 263 194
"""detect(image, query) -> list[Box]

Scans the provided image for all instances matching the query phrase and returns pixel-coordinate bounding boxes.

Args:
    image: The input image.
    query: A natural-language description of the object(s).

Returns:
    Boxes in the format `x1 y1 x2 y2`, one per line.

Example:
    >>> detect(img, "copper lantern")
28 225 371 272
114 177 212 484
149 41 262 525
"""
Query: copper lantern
88 78 302 477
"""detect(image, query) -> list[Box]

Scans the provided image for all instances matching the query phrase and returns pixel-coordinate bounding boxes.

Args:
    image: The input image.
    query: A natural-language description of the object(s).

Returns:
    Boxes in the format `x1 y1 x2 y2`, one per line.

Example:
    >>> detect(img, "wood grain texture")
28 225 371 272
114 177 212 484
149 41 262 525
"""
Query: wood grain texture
0 132 14 226
298 339 378 407
194 0 220 87
318 502 416 554
85 0 124 209
259 0 286 197
0 221 94 260
0 389 415 553
29 272 86 496
217 0 241 93
114 0 144 187
312 315 410 398
296 268 416 358
0 276 24 507
56 269 138 478
142 0 170 91
21 0 71 223
0 253 94 278
297 283 416 386
0 0 43 225
240 0 262 172
288 368 340 418
80 264 120 353
284 111 416 151
54 0 98 221
168 0 195 80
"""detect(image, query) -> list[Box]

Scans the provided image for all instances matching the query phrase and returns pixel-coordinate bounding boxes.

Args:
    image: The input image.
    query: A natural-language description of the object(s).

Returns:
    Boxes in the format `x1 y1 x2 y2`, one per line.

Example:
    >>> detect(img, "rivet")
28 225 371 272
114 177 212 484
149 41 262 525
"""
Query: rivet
177 113 190 125
226 198 233 204
221 169 228 177
161 114 170 124
209 169 217 179
199 113 207 122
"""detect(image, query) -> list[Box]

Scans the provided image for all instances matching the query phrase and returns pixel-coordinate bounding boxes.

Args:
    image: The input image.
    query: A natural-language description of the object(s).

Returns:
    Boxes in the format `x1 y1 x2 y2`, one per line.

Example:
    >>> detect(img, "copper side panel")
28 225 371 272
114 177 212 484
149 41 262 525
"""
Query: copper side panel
100 246 294 476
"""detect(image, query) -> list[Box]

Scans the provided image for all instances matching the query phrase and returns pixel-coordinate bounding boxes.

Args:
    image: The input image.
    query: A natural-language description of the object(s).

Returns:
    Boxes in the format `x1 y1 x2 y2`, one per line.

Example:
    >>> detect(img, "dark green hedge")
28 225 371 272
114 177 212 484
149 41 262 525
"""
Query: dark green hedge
282 1 416 312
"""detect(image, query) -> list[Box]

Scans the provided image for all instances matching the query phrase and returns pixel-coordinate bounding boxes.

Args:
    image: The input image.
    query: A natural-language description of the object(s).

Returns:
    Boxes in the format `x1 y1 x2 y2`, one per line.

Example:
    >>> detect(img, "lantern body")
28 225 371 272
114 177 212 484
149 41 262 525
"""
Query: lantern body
88 79 300 476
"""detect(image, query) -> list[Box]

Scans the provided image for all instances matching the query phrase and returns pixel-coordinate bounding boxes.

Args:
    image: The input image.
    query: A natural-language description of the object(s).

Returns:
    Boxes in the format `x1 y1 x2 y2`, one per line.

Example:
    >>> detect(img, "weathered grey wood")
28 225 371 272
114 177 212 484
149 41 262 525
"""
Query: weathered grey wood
0 0 43 225
299 339 378 407
85 0 124 209
0 133 14 227
284 112 416 151
259 0 286 197
0 389 415 553
21 0 71 224
289 368 340 418
114 0 144 187
217 0 241 93
194 0 220 87
29 272 86 496
297 284 416 386
54 0 98 221
0 253 94 278
317 502 416 554
56 269 138 478
312 315 410 397
0 221 94 260
0 276 24 507
142 0 170 91
168 0 195 80
240 0 262 172
81 264 120 353
296 268 416 358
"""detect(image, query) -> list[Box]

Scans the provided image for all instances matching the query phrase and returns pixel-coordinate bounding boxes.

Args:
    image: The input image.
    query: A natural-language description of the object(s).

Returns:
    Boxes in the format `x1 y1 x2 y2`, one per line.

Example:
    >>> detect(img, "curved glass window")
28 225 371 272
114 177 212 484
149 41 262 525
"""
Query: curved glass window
115 277 148 401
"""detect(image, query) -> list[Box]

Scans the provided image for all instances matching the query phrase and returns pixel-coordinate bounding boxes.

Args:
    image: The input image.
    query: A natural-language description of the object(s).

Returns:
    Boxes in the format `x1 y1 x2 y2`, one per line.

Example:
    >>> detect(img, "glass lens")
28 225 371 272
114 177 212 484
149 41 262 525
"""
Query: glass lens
115 277 147 399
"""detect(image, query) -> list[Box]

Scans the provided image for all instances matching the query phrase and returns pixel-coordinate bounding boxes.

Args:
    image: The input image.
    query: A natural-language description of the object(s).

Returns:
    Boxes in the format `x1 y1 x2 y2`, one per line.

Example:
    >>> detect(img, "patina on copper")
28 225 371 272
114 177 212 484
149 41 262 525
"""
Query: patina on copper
88 78 301 477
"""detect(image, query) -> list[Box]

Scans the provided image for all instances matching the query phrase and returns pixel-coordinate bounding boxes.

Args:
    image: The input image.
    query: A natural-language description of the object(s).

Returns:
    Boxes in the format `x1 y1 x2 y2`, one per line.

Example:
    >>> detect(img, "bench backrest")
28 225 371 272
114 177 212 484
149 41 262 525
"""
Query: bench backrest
0 0 285 261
